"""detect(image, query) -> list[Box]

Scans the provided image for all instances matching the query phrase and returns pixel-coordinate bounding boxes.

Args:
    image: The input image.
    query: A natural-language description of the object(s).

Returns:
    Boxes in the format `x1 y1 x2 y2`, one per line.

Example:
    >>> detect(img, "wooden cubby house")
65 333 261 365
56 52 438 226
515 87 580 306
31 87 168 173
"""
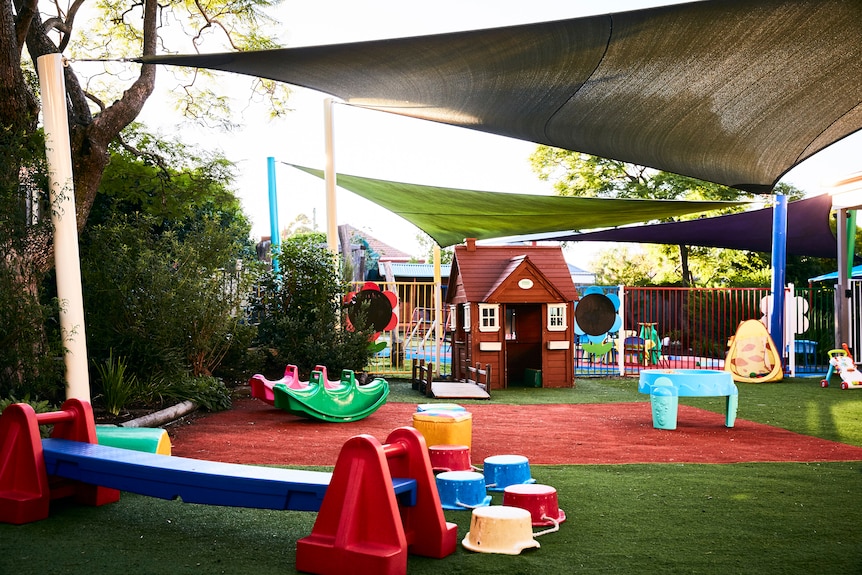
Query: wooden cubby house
446 239 578 390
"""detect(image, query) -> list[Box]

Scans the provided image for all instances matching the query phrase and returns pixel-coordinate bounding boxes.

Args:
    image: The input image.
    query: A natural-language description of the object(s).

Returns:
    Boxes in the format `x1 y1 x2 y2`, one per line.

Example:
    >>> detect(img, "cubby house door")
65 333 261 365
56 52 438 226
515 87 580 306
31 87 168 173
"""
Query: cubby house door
504 304 543 387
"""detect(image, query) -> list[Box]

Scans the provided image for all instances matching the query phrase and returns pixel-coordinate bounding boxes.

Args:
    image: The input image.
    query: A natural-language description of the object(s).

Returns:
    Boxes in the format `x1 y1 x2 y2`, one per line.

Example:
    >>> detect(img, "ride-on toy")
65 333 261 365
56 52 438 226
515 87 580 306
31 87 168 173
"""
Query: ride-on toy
821 344 862 389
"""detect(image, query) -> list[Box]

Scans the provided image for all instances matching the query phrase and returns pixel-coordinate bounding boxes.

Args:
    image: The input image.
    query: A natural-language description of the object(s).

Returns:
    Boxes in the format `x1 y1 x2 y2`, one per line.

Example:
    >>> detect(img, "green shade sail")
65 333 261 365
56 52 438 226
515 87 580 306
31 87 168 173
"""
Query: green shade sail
290 164 746 247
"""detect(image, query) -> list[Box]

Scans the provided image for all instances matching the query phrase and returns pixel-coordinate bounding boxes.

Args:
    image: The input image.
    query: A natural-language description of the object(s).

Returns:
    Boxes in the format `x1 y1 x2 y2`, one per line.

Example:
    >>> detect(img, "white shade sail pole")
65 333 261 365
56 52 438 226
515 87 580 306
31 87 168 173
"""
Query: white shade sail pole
37 54 90 401
324 98 338 254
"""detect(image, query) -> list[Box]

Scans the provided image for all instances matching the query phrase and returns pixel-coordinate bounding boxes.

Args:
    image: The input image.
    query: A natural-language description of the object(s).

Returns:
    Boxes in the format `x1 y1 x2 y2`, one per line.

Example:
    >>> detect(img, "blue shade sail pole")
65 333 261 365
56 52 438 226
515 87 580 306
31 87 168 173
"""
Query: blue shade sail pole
770 194 788 361
267 156 280 273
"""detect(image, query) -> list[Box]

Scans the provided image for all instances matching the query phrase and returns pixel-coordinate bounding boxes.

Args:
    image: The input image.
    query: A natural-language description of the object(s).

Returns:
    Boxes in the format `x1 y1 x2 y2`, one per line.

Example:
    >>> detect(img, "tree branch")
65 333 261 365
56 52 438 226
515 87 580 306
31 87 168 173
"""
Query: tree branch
192 0 241 51
12 0 38 54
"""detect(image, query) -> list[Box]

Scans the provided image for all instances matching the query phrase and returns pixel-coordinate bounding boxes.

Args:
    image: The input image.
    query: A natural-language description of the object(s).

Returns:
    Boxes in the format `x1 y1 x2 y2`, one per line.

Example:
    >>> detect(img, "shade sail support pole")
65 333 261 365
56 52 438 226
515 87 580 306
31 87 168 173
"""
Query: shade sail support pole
267 156 280 273
434 245 442 370
37 54 90 401
324 98 338 254
835 208 851 347
769 193 788 364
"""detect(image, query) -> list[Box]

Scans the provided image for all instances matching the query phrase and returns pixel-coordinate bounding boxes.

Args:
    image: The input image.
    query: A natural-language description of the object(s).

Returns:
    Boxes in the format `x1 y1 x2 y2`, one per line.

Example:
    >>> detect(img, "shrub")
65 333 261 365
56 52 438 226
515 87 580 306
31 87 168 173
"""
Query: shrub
93 350 137 416
254 235 376 378
81 213 261 383
159 374 232 412
0 394 58 437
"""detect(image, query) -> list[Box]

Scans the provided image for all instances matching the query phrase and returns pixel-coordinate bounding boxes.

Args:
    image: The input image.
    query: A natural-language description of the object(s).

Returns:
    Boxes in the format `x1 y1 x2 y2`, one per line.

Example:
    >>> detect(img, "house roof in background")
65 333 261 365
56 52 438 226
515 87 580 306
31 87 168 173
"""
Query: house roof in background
340 223 413 262
378 262 451 279
568 263 597 284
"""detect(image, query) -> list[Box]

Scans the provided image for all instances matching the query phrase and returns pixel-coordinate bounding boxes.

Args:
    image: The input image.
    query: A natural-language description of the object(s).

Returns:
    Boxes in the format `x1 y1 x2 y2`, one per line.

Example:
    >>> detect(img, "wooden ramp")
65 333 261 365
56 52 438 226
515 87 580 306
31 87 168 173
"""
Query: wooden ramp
430 381 490 400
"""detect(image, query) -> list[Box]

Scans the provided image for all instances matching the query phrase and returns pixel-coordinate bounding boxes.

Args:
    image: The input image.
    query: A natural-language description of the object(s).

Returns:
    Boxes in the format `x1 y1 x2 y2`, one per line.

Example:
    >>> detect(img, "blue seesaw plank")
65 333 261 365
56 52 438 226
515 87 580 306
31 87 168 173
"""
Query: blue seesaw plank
42 439 417 511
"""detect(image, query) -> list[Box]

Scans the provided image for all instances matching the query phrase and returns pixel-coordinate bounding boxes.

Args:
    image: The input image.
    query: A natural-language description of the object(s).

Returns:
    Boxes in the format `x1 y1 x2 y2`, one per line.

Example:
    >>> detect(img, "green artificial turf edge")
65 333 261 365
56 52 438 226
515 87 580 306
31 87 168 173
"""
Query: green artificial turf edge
2 462 860 575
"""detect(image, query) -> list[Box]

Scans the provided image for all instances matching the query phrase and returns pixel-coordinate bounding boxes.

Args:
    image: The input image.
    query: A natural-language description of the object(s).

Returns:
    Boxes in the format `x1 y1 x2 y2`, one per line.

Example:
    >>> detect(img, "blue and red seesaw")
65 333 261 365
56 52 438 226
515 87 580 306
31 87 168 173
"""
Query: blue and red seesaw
0 399 457 575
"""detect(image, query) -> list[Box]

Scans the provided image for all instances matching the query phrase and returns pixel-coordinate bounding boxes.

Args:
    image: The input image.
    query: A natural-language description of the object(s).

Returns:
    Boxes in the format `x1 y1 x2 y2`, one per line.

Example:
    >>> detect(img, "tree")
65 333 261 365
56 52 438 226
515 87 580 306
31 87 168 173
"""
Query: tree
0 122 66 398
254 233 377 379
591 244 773 287
80 126 259 384
1 0 283 390
415 231 453 264
281 213 317 239
530 146 807 286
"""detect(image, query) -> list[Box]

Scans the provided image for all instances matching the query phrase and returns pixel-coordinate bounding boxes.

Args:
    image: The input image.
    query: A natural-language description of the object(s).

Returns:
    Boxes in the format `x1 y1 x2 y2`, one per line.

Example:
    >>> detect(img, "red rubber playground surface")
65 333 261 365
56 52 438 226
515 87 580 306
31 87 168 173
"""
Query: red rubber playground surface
167 399 862 466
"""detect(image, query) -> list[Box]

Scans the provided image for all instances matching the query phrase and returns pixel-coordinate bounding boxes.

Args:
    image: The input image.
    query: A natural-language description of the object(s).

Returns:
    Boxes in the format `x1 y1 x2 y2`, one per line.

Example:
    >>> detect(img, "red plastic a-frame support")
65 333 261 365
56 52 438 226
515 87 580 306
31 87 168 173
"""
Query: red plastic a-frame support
0 399 119 524
296 426 457 575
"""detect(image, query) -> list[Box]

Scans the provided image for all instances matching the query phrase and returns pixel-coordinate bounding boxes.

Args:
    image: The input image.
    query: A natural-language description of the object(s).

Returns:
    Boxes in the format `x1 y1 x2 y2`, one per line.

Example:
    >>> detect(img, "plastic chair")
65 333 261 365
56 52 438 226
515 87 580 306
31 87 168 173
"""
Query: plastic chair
623 336 645 365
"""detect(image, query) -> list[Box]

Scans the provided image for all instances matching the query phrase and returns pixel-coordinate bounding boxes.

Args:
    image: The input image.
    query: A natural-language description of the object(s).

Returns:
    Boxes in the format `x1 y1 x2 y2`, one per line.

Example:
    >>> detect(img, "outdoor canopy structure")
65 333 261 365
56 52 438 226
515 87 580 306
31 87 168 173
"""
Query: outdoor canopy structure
134 0 862 352
139 0 862 194
288 164 746 248
547 194 840 259
38 1 862 400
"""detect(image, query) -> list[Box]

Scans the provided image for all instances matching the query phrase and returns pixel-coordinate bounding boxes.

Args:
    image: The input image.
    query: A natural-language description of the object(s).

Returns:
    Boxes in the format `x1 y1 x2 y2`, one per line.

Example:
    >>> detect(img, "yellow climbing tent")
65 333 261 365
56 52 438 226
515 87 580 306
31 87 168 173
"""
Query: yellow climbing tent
725 320 783 383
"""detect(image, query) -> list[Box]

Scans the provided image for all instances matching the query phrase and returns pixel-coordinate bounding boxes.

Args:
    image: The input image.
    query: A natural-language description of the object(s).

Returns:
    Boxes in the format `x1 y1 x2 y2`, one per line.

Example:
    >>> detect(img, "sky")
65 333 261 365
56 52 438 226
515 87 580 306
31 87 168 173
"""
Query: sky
134 0 862 269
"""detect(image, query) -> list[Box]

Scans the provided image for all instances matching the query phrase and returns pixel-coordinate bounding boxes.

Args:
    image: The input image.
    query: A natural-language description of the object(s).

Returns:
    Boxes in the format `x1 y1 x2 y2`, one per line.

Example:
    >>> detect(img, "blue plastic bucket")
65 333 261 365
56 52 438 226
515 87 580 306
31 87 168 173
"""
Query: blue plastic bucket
436 471 492 510
483 455 535 492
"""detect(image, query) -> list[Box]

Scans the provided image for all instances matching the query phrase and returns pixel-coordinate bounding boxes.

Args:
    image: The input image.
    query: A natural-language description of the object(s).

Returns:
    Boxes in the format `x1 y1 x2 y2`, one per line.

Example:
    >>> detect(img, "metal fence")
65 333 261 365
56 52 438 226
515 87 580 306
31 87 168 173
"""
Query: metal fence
573 283 849 378
360 281 451 378
345 280 858 380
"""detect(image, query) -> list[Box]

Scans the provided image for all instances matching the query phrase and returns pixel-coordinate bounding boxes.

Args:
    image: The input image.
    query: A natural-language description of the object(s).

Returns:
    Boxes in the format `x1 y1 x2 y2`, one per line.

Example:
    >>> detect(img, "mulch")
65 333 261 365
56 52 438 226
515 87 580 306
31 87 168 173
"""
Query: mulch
167 398 862 466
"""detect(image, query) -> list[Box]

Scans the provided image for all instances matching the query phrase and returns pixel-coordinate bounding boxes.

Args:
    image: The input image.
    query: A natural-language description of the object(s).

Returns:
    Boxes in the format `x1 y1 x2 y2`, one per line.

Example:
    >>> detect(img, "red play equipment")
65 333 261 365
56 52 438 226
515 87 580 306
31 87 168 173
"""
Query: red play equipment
0 399 457 575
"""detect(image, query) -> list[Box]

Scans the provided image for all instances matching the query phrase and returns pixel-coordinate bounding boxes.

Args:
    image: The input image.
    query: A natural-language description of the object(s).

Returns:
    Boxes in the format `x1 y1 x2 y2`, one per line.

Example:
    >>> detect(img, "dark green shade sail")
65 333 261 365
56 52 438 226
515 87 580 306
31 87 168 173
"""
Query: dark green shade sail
290 164 745 247
138 0 862 194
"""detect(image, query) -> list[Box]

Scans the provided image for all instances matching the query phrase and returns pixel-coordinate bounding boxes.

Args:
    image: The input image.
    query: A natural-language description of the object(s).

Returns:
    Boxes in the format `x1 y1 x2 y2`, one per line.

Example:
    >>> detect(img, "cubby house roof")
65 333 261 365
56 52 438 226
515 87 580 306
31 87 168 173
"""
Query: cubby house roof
485 256 570 303
447 240 577 304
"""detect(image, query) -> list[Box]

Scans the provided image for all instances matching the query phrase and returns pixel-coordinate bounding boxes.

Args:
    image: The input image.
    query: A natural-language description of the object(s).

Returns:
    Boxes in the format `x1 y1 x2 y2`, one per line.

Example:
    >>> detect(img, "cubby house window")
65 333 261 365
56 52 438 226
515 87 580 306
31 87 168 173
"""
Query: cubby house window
478 303 500 332
448 305 457 331
462 303 471 331
547 303 567 331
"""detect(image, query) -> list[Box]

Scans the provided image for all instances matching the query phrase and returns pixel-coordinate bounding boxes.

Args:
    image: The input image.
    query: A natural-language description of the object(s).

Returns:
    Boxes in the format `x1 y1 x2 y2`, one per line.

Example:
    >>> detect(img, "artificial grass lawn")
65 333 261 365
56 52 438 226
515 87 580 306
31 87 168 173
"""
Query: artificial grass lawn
2 463 859 574
3 377 861 574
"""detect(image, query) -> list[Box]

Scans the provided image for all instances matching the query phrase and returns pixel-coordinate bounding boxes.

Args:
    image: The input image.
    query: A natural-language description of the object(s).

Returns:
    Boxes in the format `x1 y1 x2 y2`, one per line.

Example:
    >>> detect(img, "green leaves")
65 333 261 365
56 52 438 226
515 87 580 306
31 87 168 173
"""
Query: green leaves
93 350 138 416
254 235 377 378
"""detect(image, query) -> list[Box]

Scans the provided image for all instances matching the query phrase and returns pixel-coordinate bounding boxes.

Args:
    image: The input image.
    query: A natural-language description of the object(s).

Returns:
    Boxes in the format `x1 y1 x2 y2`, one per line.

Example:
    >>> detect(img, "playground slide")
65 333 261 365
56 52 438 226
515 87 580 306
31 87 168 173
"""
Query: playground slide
724 319 783 383
273 370 390 423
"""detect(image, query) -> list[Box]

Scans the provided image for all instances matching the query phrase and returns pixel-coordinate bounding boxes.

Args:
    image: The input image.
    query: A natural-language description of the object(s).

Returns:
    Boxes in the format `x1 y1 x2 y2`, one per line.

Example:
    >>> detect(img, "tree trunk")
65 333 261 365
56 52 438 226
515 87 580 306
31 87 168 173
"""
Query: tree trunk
679 244 692 287
1 0 159 386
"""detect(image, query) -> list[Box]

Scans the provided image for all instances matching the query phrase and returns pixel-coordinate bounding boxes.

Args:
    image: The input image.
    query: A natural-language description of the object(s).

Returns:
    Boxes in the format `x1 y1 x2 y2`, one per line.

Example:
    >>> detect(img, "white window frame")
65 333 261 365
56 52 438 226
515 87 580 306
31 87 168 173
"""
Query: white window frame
547 303 567 332
478 303 500 332
448 304 457 331
462 303 472 332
